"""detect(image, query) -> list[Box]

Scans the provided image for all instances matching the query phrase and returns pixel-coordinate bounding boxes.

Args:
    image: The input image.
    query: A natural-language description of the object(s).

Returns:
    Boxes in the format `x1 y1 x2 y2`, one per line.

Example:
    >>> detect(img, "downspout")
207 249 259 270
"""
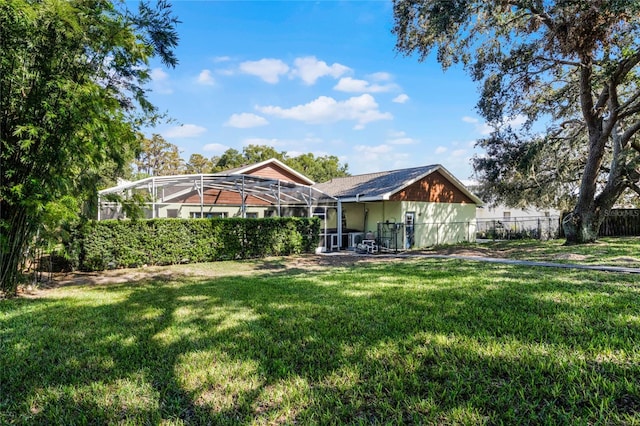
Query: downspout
97 194 101 220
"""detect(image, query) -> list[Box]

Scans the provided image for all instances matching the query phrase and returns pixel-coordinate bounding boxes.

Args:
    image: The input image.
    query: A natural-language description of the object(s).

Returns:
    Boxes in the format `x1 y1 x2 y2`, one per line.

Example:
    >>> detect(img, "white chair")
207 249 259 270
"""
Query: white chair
357 239 378 254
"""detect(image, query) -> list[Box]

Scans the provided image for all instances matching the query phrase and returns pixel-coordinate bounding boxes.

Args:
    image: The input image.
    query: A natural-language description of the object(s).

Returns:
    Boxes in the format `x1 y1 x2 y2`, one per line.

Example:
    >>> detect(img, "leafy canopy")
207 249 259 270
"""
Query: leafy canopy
393 0 640 242
0 0 179 295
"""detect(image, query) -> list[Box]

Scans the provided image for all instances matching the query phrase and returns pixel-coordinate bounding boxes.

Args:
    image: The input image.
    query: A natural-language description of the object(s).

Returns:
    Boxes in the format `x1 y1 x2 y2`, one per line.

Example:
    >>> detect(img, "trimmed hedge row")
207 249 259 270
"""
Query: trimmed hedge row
77 217 320 271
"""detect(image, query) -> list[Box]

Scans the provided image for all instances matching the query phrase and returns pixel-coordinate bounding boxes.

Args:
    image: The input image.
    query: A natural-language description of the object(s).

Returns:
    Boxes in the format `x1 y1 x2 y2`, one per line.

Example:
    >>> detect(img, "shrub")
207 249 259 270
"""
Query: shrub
75 217 320 271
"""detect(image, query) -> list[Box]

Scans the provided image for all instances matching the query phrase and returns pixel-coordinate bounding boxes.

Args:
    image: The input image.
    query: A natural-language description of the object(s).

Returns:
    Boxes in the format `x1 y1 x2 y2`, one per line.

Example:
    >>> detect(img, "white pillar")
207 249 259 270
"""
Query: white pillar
337 200 343 250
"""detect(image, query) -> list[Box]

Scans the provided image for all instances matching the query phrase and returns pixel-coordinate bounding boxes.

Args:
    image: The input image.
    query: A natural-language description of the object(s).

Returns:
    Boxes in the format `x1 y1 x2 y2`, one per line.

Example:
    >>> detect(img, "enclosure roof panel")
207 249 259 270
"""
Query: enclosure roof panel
99 173 335 206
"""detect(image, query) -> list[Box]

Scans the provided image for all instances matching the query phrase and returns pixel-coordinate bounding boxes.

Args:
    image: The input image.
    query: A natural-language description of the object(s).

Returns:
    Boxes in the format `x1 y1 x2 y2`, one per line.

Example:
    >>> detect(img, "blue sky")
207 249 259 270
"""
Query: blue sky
145 1 491 181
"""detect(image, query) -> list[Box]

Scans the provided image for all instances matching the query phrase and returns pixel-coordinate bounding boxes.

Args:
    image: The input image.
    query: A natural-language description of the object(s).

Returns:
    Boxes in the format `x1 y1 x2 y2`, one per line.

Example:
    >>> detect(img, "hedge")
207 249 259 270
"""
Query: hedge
76 217 321 271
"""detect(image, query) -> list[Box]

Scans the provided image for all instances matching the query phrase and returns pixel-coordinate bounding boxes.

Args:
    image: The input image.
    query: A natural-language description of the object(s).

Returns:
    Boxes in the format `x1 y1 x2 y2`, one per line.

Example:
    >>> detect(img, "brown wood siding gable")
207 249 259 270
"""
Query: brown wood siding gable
246 164 308 184
389 171 474 203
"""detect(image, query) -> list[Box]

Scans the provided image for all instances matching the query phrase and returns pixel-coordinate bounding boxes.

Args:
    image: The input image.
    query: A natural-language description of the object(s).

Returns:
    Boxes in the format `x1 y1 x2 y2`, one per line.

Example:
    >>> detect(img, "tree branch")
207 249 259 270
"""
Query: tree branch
620 120 640 150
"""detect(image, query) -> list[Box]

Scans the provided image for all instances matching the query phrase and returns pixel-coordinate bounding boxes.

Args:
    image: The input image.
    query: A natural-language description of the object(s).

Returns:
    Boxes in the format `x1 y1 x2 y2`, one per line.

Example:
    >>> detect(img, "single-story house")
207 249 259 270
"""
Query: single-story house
313 164 483 250
99 159 482 250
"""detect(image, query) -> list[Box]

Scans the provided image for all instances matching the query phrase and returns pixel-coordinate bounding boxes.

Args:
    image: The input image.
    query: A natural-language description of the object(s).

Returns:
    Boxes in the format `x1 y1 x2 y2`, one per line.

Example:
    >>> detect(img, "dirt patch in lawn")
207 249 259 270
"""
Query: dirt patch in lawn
553 253 590 261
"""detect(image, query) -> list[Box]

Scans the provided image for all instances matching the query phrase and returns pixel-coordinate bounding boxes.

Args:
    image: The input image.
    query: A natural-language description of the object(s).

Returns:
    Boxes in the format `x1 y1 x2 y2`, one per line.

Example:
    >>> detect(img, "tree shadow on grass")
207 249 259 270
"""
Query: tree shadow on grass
2 259 640 424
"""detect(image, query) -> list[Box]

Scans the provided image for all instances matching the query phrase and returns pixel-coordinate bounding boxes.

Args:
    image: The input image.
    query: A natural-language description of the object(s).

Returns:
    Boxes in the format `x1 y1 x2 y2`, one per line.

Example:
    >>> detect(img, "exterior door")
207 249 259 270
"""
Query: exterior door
405 212 415 249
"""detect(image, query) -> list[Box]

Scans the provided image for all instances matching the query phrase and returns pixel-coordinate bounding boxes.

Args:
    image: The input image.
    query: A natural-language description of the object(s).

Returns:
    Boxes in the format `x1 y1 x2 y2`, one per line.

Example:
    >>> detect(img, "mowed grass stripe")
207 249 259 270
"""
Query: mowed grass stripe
1 258 639 425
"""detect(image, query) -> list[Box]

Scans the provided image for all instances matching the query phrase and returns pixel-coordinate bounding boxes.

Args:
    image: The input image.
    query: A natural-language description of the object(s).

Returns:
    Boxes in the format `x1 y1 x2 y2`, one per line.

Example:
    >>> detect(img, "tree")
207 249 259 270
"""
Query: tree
211 144 287 172
135 134 185 177
211 148 245 172
393 0 640 243
287 153 350 183
0 0 178 295
210 145 350 182
185 153 212 174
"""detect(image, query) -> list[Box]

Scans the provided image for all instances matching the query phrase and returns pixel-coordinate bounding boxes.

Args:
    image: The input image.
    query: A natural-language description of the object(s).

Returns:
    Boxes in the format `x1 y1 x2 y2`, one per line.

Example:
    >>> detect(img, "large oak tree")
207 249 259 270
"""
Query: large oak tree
0 0 178 295
393 0 640 243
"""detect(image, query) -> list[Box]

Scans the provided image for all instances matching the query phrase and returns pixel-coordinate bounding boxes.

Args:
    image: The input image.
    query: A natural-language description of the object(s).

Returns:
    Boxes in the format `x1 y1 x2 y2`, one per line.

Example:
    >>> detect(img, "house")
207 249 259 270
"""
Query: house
98 159 482 251
313 165 483 250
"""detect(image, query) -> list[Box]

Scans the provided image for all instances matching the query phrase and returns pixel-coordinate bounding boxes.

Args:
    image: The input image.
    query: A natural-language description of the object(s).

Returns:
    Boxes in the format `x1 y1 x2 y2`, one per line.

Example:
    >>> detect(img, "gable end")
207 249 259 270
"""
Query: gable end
389 170 474 203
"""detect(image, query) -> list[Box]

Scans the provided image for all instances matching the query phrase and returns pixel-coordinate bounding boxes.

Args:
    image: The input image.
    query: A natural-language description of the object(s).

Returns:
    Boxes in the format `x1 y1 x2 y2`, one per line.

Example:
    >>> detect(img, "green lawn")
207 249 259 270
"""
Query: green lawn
2 258 640 424
428 237 640 268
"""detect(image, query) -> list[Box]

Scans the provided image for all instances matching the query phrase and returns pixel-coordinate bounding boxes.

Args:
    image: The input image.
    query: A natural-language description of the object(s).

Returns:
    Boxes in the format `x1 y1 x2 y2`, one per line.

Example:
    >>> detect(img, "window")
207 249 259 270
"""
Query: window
209 212 228 218
503 211 511 220
246 212 258 219
190 212 228 219
166 209 178 218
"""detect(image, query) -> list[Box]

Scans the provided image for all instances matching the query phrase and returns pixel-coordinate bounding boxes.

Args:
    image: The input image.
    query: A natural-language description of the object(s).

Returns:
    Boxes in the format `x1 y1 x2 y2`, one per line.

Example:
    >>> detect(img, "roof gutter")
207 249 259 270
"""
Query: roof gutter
338 195 383 203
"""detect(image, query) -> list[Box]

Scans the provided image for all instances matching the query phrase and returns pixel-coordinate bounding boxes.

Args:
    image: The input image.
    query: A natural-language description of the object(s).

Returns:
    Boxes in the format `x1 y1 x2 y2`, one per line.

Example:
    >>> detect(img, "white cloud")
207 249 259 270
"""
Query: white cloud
150 67 172 94
256 94 392 129
203 143 229 154
291 56 351 85
334 77 397 93
213 56 231 63
388 130 406 138
353 144 393 161
386 130 417 145
240 58 289 83
388 137 417 145
368 72 392 81
355 144 392 154
150 68 169 81
452 149 467 157
435 146 448 154
463 114 527 135
506 114 527 127
163 124 207 138
197 69 215 86
225 113 269 128
393 94 410 104
463 116 493 135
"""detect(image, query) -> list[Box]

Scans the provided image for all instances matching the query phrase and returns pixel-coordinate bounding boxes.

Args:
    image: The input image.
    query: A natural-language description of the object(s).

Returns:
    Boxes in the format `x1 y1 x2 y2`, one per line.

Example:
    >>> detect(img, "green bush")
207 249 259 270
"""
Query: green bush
76 217 320 271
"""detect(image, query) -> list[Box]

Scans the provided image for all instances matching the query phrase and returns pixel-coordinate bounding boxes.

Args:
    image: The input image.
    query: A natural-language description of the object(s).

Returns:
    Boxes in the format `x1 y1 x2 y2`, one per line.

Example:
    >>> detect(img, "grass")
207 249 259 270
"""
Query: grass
2 257 640 424
428 236 640 268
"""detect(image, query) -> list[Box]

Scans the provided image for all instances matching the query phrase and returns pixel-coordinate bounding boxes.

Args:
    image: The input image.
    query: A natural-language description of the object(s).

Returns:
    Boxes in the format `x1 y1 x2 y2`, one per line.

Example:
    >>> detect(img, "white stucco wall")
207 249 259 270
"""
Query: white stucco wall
340 201 477 248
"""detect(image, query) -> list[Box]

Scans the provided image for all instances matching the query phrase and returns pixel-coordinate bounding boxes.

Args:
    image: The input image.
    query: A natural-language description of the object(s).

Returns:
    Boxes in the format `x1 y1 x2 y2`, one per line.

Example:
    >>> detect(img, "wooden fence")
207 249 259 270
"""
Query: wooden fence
599 209 640 236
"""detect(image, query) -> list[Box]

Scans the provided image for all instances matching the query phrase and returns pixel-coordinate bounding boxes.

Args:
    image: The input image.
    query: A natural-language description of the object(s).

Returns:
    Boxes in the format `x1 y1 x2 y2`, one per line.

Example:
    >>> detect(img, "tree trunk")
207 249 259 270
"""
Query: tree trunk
0 203 32 297
562 208 601 244
563 129 628 244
